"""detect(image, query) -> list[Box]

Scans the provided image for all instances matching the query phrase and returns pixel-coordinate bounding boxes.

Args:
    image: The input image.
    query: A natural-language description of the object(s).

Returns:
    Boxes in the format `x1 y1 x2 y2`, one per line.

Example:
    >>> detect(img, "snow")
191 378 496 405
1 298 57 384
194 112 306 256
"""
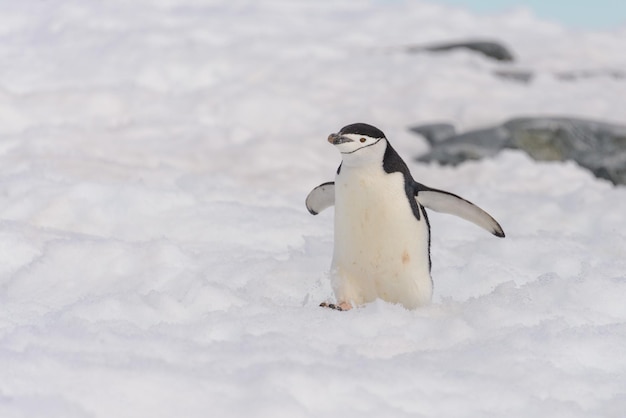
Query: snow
1 0 626 417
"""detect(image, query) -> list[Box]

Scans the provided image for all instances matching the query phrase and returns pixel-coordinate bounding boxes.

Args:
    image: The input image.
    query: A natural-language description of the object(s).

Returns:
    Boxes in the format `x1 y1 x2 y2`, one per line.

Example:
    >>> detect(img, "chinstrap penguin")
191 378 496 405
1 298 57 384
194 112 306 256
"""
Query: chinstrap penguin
306 123 505 311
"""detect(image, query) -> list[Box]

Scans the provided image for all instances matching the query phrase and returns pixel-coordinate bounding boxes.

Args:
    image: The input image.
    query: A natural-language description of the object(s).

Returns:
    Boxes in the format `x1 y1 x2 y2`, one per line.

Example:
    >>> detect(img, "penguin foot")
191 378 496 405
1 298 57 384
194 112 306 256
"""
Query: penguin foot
320 302 342 311
320 301 352 311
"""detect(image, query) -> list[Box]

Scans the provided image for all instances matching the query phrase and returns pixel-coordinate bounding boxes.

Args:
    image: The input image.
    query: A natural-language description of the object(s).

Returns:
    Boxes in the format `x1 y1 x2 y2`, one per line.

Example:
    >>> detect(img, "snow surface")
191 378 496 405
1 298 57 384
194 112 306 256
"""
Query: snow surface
1 1 626 417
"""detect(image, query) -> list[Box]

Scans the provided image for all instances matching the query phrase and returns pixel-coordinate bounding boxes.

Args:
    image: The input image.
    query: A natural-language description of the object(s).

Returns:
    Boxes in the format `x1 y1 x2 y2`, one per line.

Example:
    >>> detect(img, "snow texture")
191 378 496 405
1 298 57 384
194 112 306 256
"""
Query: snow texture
1 1 626 417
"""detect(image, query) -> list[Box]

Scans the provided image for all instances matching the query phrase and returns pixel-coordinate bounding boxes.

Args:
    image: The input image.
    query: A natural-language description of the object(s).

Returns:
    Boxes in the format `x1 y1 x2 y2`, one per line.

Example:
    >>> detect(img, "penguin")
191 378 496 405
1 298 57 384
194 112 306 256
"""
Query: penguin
306 123 505 311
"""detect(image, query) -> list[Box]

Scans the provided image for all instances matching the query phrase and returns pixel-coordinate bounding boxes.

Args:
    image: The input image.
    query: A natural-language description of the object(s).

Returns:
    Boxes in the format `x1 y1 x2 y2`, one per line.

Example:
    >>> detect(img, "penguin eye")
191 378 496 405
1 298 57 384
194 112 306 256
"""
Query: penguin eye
360 137 367 143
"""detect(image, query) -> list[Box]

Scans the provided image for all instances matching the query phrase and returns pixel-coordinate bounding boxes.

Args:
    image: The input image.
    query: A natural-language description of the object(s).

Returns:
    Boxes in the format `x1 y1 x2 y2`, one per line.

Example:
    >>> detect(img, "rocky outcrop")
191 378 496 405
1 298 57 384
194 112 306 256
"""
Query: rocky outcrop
407 40 515 62
493 68 626 84
404 40 625 84
410 117 626 185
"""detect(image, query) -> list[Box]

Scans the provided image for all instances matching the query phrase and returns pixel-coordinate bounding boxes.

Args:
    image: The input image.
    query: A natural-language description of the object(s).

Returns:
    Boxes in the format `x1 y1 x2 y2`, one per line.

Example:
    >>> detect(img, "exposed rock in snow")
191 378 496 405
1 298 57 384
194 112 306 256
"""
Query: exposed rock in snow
412 117 626 185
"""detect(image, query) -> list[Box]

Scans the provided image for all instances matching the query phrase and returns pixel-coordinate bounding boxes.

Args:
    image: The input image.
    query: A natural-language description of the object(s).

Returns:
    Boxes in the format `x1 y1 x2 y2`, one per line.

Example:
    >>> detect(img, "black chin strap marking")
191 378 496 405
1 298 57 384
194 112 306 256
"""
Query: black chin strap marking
340 138 383 154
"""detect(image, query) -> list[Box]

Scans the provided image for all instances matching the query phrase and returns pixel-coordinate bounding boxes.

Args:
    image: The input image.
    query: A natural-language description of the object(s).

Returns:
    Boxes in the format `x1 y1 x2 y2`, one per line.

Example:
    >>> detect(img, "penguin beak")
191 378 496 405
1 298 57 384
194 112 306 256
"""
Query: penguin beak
328 133 353 145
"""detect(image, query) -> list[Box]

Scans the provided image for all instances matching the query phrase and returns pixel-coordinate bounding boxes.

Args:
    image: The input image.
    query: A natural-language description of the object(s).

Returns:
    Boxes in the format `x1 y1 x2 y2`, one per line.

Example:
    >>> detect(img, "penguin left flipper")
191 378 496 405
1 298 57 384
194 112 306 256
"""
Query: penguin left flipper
306 182 335 215
415 184 505 238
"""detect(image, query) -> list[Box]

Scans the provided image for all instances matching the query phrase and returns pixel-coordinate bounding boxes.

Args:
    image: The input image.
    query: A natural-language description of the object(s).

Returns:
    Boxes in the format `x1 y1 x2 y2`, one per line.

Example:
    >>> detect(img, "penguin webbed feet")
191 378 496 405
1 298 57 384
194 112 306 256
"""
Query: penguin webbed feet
320 301 352 311
320 302 343 311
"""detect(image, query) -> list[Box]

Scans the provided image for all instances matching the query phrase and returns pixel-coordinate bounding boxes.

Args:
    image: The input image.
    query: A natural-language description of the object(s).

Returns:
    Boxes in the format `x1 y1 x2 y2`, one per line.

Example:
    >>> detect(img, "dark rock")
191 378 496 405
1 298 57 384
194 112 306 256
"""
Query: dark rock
408 123 456 145
411 117 626 185
492 69 534 84
556 69 626 81
416 126 509 165
408 40 515 62
505 117 626 185
493 68 626 84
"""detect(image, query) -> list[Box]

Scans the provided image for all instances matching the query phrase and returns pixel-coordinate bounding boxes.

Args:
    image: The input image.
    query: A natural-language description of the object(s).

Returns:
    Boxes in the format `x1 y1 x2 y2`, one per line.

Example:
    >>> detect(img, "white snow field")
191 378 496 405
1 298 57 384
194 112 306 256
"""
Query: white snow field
1 1 626 417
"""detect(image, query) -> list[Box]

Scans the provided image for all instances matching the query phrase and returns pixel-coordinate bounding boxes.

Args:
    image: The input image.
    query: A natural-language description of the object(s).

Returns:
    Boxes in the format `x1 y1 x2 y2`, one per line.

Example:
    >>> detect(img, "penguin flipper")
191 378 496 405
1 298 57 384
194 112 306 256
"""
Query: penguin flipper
306 182 335 215
415 185 505 238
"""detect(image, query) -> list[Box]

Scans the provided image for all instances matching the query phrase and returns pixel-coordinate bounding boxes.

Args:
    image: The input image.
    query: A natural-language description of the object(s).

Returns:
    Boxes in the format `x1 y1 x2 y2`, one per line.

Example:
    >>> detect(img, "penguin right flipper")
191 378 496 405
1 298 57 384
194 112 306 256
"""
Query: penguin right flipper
306 182 335 215
415 185 505 238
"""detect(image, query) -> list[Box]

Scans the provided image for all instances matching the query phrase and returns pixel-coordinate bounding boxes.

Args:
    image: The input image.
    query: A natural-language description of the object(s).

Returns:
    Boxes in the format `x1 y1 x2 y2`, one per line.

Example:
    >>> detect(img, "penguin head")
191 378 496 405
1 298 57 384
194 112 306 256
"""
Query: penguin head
328 123 387 167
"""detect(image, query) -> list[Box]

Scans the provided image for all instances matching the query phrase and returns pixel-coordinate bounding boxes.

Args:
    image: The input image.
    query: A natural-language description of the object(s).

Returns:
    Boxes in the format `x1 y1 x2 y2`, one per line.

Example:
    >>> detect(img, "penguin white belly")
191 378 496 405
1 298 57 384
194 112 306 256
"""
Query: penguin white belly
332 167 432 309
